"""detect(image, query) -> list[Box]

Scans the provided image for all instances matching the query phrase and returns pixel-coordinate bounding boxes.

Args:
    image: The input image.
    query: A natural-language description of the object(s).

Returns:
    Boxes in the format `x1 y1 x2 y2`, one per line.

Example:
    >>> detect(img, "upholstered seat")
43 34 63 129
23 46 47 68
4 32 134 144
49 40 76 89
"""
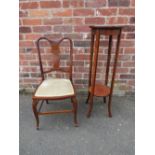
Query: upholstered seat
35 78 74 97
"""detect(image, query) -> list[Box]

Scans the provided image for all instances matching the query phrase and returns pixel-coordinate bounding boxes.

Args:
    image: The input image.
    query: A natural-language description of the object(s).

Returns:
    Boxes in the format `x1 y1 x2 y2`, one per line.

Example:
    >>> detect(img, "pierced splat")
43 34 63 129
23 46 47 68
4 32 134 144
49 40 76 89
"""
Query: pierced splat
51 44 60 69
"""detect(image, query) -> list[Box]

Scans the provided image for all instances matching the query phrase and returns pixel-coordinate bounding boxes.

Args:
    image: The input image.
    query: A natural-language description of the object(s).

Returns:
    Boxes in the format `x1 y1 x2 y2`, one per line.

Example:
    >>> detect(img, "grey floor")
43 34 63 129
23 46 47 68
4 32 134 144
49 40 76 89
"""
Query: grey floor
19 94 135 155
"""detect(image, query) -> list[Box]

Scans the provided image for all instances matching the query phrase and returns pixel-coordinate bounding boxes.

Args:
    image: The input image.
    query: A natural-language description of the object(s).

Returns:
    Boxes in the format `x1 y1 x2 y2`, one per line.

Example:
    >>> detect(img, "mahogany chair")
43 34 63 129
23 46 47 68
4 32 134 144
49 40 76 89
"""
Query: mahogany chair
32 37 78 129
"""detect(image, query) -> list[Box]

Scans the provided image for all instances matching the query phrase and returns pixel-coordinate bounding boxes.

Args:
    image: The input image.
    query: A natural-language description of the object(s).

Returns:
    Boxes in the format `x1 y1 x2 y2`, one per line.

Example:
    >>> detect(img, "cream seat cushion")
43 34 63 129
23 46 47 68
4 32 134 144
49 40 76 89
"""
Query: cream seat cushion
35 78 74 97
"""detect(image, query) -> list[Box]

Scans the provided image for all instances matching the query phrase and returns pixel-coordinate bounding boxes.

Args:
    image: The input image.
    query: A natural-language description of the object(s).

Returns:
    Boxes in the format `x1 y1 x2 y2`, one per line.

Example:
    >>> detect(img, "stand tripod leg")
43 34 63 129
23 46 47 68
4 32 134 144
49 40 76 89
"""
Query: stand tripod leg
87 94 94 118
86 92 90 104
108 95 112 117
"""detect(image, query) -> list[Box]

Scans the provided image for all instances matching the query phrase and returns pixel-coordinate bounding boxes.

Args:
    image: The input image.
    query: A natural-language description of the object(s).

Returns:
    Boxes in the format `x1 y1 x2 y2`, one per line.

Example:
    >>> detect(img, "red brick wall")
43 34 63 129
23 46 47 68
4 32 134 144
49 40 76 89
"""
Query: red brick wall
19 0 135 95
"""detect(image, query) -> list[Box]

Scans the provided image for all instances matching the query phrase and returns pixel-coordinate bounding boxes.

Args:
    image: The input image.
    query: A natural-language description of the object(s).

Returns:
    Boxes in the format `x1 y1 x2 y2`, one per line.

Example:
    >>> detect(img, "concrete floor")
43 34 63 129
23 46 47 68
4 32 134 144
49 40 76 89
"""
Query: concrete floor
19 94 135 155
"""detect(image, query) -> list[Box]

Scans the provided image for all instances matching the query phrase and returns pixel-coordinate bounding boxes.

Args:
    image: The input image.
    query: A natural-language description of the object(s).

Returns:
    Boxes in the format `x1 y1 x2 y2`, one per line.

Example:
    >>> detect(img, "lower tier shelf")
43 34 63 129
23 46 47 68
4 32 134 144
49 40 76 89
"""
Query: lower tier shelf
89 84 111 97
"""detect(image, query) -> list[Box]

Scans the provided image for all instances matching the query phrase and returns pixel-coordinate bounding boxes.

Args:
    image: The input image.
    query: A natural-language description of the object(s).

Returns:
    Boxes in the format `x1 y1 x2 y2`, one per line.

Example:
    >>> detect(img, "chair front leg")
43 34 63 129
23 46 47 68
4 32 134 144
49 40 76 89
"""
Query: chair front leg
32 99 39 130
71 96 78 127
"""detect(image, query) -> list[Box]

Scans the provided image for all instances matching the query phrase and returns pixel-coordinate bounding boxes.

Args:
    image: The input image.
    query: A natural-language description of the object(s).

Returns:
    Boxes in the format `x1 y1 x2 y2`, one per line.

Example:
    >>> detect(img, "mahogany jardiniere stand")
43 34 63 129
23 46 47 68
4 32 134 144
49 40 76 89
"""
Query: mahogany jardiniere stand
86 26 124 118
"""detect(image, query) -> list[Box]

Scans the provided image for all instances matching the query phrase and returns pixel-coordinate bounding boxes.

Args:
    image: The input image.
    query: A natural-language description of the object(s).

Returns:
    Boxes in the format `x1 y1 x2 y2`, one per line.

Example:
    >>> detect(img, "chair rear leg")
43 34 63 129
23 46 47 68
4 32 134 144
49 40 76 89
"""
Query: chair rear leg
32 99 39 130
103 97 106 104
71 96 78 127
45 100 49 104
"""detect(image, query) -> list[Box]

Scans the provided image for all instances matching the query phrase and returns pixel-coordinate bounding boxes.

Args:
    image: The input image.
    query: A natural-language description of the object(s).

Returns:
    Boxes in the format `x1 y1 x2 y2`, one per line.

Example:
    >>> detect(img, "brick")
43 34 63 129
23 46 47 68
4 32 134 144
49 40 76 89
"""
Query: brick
20 2 39 9
24 48 35 53
74 67 89 72
20 73 30 78
43 18 63 25
73 9 94 16
19 60 29 66
19 41 34 47
63 18 84 25
19 34 23 40
126 33 135 39
123 62 134 67
124 26 135 32
74 41 90 47
25 34 42 40
23 79 40 83
119 85 128 91
37 41 50 47
29 61 39 66
63 1 70 7
131 0 135 6
33 26 51 33
130 68 135 73
73 73 83 79
128 80 135 86
119 8 135 16
53 9 72 17
30 73 41 78
29 10 49 17
85 17 105 24
63 0 84 7
73 61 84 66
108 0 130 7
85 0 106 7
40 1 61 8
71 0 84 7
20 54 37 61
116 68 129 73
22 19 42 25
109 62 121 67
121 41 135 47
19 10 28 17
19 19 22 26
74 26 90 32
124 48 135 54
19 48 26 53
64 33 83 40
74 79 88 84
96 8 117 16
130 17 135 24
19 26 31 33
120 74 134 79
118 55 131 61
107 17 128 24
53 26 72 33
44 34 62 40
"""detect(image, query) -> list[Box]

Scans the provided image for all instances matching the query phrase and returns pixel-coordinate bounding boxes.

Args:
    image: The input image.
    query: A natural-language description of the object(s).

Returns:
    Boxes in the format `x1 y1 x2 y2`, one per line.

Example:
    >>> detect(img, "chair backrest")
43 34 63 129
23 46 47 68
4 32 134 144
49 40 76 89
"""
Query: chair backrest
36 37 73 81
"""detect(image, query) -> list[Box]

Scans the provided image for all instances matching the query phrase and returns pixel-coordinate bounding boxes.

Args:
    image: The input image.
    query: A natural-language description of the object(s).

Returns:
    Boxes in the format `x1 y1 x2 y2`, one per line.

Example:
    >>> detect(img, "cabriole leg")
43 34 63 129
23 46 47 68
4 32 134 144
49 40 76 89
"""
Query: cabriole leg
32 99 39 130
71 96 78 127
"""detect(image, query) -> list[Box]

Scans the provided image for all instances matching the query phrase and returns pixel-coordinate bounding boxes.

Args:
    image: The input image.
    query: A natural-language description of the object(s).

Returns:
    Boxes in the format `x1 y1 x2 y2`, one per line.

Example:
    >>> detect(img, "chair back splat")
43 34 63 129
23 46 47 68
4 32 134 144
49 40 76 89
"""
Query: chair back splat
36 37 73 81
